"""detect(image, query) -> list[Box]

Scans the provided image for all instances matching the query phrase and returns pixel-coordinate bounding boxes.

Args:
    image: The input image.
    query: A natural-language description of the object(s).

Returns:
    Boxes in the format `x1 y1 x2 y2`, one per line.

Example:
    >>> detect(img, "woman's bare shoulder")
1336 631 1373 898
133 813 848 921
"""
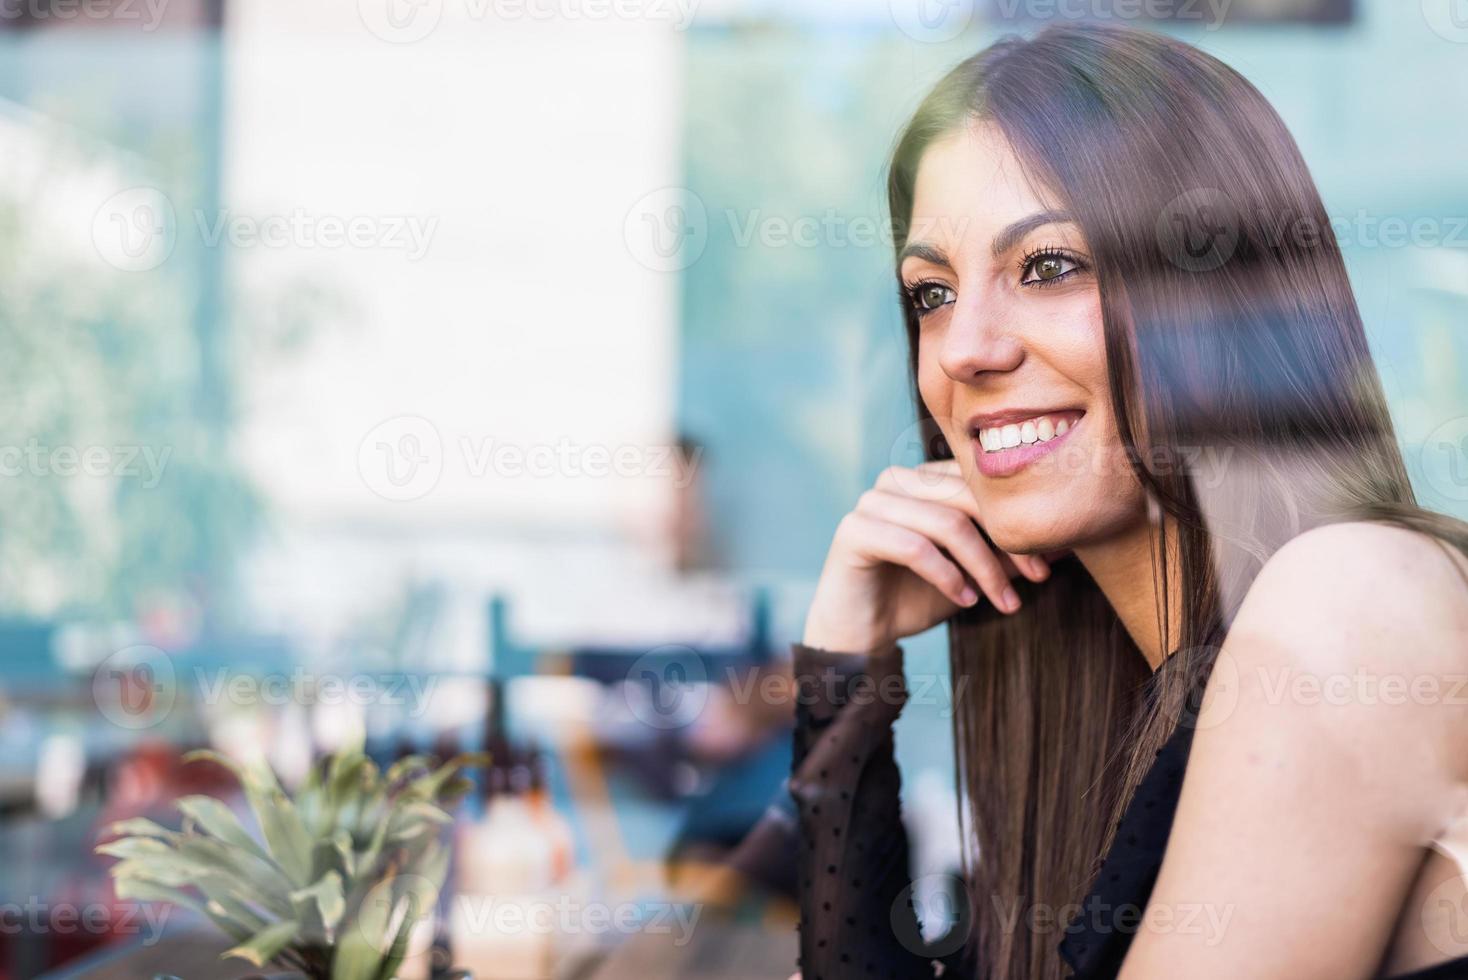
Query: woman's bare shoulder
1230 519 1468 682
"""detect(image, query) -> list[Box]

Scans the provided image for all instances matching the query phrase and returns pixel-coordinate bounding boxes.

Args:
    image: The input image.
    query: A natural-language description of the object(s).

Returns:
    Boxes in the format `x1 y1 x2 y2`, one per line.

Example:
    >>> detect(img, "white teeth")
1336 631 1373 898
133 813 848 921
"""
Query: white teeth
976 414 1079 453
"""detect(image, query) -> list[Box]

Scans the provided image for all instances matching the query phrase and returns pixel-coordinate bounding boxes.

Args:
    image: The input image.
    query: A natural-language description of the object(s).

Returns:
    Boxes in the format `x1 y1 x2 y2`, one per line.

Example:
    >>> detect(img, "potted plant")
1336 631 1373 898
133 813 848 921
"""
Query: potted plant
97 737 486 979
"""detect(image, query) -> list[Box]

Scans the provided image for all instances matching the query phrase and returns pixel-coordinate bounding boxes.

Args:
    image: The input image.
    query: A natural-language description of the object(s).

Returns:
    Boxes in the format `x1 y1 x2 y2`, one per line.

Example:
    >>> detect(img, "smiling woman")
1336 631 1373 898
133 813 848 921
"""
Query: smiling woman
792 22 1468 980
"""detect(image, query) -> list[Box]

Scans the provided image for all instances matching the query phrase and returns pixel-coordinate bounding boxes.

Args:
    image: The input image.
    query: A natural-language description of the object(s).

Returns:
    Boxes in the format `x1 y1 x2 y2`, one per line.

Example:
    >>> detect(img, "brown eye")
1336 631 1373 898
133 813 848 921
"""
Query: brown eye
1034 257 1064 280
910 282 955 312
1021 251 1080 286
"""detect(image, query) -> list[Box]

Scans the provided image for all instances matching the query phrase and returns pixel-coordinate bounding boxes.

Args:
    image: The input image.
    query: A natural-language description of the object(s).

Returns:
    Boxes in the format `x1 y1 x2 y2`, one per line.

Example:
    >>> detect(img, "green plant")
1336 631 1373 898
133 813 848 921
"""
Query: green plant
97 739 486 979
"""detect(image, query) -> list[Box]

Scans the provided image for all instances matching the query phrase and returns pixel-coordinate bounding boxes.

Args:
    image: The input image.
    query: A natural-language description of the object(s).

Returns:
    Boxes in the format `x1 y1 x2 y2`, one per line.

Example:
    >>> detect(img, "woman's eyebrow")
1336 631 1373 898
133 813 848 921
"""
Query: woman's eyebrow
991 209 1076 257
898 210 1077 269
897 241 951 269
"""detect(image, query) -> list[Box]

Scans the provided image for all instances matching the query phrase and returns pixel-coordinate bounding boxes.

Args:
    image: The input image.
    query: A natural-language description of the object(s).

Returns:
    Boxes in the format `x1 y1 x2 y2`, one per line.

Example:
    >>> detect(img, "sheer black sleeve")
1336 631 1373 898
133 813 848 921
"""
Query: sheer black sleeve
789 642 974 980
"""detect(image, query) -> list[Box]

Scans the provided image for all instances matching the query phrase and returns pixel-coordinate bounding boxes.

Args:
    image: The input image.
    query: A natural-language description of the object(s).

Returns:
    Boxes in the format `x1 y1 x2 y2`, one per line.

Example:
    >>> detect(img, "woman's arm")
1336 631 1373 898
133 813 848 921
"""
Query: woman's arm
789 641 971 980
1120 522 1468 979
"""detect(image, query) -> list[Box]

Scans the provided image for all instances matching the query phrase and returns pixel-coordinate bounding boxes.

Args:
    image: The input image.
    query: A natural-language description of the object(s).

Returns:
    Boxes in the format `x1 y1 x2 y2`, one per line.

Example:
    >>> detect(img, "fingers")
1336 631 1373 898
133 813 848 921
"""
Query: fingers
874 463 1051 583
839 512 979 609
855 489 1021 613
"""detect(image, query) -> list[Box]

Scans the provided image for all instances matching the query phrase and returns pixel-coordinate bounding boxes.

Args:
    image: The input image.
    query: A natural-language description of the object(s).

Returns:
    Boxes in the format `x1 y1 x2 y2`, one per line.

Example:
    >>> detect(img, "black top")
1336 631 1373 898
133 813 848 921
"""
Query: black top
789 641 1468 979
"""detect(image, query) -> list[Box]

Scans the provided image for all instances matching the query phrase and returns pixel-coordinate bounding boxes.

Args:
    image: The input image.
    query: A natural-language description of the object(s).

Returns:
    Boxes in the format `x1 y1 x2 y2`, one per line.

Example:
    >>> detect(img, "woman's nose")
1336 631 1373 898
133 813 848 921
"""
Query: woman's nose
937 293 1024 382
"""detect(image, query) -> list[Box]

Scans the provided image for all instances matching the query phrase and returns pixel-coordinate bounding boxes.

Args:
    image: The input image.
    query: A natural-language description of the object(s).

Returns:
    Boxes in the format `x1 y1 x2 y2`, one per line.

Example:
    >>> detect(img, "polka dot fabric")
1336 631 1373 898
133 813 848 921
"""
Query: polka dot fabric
790 643 971 979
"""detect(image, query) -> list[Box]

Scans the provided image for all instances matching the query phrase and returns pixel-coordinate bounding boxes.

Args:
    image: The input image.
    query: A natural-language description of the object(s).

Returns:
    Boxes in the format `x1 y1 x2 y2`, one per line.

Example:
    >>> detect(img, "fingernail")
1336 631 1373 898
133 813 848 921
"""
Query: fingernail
1032 557 1050 580
959 587 979 606
1002 587 1021 612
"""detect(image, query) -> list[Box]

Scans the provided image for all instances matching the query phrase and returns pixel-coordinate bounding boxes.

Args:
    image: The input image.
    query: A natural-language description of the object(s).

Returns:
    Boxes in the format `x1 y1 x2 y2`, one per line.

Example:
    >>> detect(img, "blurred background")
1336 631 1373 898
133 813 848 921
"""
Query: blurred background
1 0 1467 976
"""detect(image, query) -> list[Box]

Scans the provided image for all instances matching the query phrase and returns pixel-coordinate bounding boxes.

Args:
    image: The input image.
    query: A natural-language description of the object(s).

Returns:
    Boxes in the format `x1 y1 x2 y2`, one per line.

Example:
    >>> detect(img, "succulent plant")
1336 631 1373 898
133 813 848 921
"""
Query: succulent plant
97 738 486 979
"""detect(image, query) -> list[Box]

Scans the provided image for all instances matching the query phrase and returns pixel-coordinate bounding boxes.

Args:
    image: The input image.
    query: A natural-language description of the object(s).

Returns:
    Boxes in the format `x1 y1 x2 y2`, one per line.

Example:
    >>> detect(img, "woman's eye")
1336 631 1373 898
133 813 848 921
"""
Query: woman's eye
910 283 955 312
1022 252 1079 285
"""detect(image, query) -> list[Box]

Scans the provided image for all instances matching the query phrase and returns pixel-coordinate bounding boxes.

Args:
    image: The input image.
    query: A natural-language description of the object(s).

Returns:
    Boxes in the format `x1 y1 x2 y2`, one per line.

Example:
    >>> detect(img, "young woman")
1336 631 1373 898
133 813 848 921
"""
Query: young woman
787 23 1468 980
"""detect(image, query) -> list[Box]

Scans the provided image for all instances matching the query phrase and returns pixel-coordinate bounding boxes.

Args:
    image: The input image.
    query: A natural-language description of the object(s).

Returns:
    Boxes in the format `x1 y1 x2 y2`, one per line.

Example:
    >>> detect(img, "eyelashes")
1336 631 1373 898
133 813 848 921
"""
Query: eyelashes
901 245 1090 318
1018 245 1087 287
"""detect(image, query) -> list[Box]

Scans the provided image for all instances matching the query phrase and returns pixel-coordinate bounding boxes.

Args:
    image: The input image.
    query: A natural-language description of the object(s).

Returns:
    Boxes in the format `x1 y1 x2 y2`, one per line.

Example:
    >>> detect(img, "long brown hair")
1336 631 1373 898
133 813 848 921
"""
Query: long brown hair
887 23 1468 979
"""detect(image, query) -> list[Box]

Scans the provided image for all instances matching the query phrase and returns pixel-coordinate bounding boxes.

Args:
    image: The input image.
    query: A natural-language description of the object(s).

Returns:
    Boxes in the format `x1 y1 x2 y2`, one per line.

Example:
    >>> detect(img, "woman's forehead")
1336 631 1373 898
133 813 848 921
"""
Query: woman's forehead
908 123 1067 260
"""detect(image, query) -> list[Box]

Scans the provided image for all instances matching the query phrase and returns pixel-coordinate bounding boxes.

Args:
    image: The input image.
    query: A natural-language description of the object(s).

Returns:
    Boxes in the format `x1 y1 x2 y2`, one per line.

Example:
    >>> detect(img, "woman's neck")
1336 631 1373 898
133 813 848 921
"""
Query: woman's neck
1074 512 1181 672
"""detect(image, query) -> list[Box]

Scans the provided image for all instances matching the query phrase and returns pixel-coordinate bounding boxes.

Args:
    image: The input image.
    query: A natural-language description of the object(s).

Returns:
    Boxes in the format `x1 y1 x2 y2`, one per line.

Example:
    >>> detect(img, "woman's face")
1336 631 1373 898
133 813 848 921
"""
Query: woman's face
903 121 1146 555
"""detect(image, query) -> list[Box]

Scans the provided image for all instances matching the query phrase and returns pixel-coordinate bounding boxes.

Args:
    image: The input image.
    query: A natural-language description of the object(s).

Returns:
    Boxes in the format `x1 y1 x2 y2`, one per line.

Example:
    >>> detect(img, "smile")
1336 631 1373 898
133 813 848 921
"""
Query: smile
968 409 1085 477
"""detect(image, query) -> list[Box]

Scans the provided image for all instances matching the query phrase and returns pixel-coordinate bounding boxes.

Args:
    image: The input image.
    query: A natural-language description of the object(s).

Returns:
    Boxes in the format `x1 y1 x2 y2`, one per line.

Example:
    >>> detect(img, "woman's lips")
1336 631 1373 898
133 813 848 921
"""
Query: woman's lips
971 412 1084 478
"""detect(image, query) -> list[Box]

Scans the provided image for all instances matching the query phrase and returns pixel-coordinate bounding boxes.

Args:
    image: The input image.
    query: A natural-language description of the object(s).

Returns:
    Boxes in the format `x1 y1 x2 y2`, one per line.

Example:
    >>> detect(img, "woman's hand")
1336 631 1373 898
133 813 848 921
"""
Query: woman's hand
802 459 1056 653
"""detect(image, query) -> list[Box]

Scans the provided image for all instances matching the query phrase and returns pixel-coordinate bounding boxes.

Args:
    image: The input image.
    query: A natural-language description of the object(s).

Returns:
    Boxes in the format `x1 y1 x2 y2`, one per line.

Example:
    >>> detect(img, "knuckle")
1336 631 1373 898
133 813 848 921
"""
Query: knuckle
898 535 931 564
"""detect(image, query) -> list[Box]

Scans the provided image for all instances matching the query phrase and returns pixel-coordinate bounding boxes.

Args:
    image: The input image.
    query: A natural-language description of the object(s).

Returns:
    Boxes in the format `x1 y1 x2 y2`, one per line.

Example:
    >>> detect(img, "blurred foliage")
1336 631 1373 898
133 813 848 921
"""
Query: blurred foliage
0 126 331 624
